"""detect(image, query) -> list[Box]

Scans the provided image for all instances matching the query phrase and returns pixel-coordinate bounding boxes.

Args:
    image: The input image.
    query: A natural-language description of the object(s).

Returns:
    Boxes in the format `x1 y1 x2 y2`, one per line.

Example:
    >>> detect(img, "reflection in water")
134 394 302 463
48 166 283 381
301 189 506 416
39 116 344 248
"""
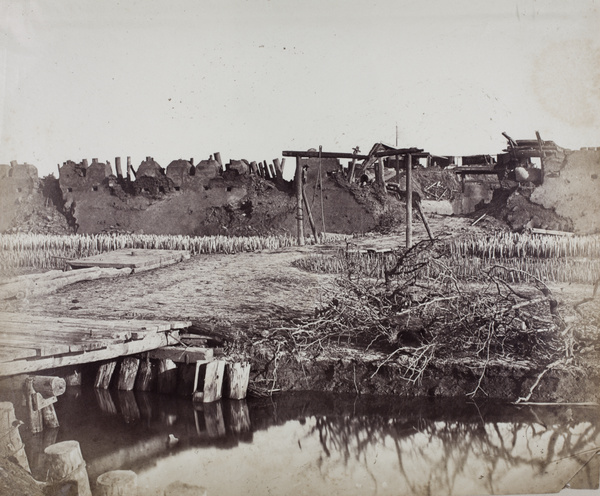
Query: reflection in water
19 390 599 496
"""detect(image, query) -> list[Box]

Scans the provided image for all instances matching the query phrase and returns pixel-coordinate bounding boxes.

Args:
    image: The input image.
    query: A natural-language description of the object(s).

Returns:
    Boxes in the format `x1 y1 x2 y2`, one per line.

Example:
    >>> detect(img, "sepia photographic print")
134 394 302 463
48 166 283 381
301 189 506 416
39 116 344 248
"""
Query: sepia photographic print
0 1 599 495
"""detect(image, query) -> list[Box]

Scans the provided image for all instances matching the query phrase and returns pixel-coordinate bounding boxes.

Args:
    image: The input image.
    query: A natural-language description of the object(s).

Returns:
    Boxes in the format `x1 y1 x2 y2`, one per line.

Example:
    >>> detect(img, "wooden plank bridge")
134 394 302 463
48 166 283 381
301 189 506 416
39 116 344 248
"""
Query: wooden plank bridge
0 312 190 377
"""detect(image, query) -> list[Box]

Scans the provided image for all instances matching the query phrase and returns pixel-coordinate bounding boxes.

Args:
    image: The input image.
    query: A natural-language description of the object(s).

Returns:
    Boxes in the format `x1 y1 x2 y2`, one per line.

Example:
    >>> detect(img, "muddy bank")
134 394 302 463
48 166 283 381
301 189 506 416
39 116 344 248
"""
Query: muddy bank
244 346 600 403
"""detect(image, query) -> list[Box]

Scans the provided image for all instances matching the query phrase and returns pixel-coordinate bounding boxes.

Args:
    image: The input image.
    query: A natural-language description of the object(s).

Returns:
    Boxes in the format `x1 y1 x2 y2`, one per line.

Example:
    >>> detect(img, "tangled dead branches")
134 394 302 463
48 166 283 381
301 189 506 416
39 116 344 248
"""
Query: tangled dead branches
271 240 583 397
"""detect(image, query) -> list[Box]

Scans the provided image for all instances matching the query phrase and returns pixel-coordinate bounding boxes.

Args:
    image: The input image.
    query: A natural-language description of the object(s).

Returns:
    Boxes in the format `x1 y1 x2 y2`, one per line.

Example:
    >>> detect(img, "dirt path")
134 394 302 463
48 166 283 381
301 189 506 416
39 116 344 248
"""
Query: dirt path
13 246 338 330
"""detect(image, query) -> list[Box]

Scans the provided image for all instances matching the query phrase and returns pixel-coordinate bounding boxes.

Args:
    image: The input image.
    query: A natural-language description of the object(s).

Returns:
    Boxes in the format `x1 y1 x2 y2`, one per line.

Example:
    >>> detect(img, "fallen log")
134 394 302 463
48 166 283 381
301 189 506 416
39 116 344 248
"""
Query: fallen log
32 376 66 398
0 267 131 300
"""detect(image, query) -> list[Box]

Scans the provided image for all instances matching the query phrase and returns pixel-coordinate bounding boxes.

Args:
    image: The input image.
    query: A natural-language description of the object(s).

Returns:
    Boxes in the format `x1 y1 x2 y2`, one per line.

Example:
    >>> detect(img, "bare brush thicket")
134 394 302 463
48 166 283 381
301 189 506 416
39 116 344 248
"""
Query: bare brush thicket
286 240 595 398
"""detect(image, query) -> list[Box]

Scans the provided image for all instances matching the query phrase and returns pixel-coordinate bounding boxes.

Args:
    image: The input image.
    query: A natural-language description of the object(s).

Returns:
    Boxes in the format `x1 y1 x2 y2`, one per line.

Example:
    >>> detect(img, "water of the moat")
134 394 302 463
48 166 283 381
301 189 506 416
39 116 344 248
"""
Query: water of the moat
15 388 600 496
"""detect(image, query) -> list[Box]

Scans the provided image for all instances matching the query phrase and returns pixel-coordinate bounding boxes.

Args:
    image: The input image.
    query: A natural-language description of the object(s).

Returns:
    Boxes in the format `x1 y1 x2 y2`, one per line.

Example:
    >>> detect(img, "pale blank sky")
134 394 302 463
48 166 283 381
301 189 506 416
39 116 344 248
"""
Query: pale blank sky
1 0 599 177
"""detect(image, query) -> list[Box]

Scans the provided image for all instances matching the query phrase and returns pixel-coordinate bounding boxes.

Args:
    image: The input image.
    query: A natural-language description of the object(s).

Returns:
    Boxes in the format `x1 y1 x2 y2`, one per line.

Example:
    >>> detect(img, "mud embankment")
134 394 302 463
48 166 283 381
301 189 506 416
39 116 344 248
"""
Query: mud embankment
247 348 600 403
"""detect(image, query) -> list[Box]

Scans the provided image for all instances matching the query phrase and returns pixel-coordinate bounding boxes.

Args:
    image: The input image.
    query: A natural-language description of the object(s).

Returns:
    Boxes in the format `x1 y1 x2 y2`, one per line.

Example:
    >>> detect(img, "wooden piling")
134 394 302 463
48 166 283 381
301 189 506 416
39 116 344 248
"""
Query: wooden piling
64 368 82 387
126 157 132 181
23 378 43 434
44 440 92 496
26 376 65 431
193 360 225 403
95 361 117 389
0 402 30 472
117 357 140 391
177 364 197 396
157 359 178 394
224 362 250 400
214 152 222 169
273 158 283 180
96 470 137 496
115 157 123 178
259 161 266 177
204 361 225 403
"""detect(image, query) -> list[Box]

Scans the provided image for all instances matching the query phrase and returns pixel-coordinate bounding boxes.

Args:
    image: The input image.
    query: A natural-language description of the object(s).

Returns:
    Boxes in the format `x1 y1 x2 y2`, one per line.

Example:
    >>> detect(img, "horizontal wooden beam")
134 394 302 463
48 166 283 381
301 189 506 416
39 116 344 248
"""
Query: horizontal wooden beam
282 150 368 160
147 346 213 363
454 168 500 175
0 332 175 377
373 148 425 158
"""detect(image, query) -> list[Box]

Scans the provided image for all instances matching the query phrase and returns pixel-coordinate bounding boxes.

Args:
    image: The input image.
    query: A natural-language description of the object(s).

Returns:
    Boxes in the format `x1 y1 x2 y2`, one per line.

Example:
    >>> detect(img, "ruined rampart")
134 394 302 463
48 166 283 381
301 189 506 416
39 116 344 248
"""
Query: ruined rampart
52 152 409 236
2 136 599 235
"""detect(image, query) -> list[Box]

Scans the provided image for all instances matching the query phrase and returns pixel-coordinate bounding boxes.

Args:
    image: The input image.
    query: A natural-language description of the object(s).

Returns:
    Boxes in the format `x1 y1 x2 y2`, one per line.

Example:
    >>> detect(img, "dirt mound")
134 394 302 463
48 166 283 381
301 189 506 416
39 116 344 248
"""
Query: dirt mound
530 149 600 233
462 149 600 233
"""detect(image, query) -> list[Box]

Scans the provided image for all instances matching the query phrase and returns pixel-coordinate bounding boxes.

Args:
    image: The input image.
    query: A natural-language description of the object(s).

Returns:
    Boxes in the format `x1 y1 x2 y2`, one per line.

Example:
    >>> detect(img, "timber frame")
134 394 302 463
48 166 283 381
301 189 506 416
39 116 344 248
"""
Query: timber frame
283 145 431 248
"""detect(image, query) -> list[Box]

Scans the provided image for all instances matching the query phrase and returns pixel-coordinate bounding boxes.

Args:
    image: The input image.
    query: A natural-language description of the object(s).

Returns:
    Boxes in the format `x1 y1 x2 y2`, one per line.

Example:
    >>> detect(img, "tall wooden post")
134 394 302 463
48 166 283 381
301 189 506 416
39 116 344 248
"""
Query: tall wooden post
395 155 401 183
95 361 117 389
302 187 319 242
376 157 386 187
115 157 123 179
157 359 177 394
295 157 305 246
406 153 413 248
224 362 251 400
318 145 326 234
536 130 546 182
135 355 156 391
23 378 43 434
126 157 132 181
273 158 283 180
214 152 223 169
117 357 140 391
